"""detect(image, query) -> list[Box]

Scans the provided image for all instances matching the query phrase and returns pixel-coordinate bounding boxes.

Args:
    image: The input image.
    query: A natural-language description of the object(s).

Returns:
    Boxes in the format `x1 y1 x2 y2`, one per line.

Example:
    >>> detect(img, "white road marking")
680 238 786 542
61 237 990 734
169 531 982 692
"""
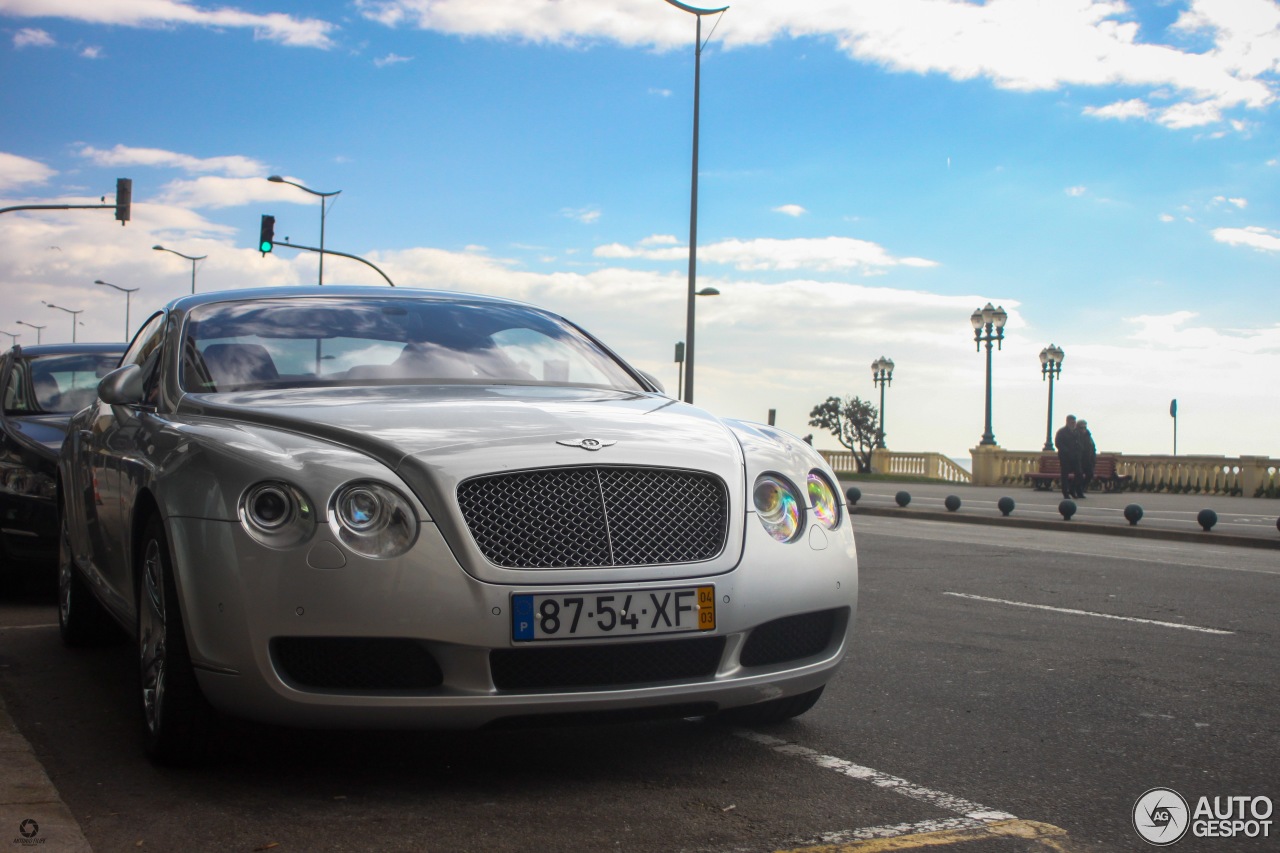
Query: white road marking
0 624 59 630
738 730 1016 822
943 591 1234 635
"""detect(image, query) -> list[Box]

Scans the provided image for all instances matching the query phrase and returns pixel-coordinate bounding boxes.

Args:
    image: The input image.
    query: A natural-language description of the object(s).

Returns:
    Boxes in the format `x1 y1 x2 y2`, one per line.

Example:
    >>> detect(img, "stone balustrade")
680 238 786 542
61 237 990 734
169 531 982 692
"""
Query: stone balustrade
818 446 1280 497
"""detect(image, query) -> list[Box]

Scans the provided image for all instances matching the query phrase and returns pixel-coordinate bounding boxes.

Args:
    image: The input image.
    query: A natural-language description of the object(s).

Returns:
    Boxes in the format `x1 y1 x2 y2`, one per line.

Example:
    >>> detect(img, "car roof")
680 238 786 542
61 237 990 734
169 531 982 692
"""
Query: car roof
165 286 538 314
11 343 125 359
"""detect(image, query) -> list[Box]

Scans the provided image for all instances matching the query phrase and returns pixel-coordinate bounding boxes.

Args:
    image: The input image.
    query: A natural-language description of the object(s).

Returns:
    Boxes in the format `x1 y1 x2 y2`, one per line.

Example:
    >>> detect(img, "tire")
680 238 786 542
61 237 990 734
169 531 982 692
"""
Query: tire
137 514 215 765
714 686 825 726
57 505 113 646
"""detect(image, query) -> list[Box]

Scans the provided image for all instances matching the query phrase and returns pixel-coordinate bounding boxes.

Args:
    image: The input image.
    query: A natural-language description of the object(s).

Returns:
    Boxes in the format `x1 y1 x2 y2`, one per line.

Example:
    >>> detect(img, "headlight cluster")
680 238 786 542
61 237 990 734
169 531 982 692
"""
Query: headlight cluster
752 469 842 542
239 482 314 548
329 481 418 558
238 479 419 558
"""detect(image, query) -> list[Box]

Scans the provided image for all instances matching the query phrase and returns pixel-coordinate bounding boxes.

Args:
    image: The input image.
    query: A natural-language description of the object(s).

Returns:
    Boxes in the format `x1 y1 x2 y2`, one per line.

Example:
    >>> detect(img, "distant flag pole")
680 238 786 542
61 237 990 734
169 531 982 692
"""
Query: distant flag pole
1170 398 1178 456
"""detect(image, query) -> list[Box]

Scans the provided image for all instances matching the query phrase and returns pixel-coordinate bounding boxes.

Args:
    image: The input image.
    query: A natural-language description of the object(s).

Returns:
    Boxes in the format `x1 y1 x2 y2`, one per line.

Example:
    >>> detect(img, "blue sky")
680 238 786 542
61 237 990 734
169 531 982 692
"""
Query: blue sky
2 0 1278 459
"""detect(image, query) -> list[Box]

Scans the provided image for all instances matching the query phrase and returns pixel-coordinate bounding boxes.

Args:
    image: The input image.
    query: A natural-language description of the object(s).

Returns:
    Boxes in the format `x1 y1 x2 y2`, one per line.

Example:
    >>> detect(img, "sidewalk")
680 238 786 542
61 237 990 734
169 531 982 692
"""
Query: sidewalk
839 479 1280 549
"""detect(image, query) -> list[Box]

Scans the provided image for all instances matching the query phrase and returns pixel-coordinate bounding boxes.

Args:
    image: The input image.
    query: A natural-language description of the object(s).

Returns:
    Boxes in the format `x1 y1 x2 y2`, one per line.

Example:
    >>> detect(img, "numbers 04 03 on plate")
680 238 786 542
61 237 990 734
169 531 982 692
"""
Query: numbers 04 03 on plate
512 586 715 641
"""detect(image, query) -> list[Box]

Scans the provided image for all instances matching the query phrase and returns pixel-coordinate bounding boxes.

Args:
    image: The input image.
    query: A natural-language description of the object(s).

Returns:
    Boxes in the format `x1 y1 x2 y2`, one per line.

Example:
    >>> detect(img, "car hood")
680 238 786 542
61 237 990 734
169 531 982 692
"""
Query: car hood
180 385 748 582
4 413 73 456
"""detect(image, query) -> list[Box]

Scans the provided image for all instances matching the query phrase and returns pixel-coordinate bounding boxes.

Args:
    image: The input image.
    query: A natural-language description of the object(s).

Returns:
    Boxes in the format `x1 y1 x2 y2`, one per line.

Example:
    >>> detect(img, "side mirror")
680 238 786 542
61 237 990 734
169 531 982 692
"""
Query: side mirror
638 371 668 396
98 364 144 406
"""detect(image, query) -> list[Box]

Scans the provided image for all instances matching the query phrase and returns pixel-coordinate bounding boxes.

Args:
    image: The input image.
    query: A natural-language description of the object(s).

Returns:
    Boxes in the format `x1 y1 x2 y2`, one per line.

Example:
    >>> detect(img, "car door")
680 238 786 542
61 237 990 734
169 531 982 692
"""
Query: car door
81 313 167 617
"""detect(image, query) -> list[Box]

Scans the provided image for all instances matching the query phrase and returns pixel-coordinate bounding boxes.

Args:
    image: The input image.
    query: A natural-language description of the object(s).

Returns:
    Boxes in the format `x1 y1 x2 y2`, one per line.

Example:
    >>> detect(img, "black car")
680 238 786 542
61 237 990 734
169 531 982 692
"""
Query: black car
1 343 122 579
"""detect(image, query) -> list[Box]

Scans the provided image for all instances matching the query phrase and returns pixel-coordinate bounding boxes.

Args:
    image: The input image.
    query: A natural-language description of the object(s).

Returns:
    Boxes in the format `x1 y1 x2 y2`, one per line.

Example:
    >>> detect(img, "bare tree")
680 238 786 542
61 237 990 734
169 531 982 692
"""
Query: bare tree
808 396 880 473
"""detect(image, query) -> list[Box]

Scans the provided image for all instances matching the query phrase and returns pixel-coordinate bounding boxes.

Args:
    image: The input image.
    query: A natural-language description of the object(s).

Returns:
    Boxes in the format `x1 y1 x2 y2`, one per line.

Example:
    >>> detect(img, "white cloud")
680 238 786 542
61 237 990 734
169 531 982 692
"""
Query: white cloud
156 176 317 209
773 204 807 217
356 0 1280 130
80 45 103 58
76 144 267 178
594 235 939 273
13 27 54 48
1159 213 1175 222
1212 225 1280 252
648 87 672 97
0 0 337 48
374 52 413 67
561 206 602 224
0 152 56 191
1083 98 1151 120
1066 186 1087 197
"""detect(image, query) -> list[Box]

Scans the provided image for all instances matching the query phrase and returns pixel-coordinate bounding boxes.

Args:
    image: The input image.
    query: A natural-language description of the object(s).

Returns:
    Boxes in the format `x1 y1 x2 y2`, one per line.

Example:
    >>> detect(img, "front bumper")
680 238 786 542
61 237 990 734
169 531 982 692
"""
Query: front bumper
166 515 858 729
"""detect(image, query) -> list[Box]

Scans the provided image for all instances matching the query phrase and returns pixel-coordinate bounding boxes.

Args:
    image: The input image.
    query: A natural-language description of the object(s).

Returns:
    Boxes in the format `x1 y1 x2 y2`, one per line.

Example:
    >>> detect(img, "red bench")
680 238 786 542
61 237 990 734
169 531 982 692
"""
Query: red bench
1026 454 1131 493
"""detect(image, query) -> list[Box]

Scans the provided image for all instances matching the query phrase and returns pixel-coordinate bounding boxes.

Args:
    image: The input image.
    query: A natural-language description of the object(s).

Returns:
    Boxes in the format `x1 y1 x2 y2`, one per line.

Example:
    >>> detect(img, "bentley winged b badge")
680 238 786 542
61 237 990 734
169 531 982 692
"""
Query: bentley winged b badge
557 438 617 451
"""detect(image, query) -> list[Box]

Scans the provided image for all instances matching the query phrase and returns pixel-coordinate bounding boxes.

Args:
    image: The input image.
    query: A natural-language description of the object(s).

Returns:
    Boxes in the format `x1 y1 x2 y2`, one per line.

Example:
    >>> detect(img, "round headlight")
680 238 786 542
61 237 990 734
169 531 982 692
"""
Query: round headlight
247 485 293 530
807 470 841 530
753 473 804 542
330 481 418 559
239 482 314 548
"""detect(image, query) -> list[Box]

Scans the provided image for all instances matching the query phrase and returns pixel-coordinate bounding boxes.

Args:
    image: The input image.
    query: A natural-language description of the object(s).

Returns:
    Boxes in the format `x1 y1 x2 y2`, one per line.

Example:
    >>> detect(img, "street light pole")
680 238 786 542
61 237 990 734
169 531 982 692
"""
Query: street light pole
1 331 18 347
970 302 1007 446
43 302 85 343
871 356 894 448
268 176 341 286
14 321 45 344
663 0 728 405
95 280 141 341
152 245 207 294
1039 344 1065 451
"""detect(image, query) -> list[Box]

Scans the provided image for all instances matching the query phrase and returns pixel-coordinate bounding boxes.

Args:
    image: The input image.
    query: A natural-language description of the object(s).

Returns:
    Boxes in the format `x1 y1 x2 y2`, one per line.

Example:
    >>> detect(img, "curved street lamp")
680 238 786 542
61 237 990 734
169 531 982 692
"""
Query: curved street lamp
1039 344 1065 451
662 0 728 405
871 356 894 448
15 321 45 344
95 279 141 342
267 176 342 285
1 330 18 347
673 287 721 399
970 302 1008 446
43 302 85 343
153 245 207 294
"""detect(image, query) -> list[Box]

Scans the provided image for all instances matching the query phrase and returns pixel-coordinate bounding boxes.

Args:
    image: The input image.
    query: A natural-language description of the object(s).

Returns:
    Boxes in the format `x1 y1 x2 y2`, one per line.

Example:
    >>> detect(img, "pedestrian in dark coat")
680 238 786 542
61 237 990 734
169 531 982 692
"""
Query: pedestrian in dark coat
1077 419 1096 496
1053 414 1084 499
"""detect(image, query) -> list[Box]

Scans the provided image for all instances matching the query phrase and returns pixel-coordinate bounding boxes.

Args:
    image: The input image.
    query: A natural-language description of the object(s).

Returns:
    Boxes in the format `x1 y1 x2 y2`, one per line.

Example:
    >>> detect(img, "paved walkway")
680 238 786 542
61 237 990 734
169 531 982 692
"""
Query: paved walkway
839 478 1280 548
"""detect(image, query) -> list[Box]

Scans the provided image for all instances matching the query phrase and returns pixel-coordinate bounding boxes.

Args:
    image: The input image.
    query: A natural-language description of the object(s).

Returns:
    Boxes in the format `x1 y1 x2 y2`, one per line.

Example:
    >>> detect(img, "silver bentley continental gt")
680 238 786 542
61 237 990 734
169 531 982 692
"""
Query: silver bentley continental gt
57 286 857 764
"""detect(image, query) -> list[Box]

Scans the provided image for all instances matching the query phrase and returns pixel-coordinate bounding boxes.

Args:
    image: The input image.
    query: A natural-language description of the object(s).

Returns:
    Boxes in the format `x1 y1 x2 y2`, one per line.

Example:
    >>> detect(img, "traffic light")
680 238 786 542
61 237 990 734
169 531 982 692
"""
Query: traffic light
114 178 132 224
258 215 275 255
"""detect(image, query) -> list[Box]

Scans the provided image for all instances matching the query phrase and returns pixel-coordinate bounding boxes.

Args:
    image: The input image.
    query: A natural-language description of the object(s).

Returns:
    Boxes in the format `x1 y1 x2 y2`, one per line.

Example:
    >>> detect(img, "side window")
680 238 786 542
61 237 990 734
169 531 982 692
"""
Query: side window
2 358 30 414
122 313 167 407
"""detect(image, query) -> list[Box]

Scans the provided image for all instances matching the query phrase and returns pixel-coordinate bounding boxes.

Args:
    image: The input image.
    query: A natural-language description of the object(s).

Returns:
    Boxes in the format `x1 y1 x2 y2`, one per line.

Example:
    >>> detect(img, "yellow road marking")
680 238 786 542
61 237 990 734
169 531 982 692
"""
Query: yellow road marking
777 819 1073 852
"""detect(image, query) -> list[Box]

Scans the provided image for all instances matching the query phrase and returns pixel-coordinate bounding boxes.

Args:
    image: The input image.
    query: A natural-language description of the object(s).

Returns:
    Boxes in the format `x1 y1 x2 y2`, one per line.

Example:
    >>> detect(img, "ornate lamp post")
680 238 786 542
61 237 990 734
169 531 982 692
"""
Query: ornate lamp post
1039 344 1065 451
870 356 894 448
44 302 85 342
662 0 728 405
95 280 141 341
267 176 341 286
15 321 45 344
152 245 207 294
970 302 1007 446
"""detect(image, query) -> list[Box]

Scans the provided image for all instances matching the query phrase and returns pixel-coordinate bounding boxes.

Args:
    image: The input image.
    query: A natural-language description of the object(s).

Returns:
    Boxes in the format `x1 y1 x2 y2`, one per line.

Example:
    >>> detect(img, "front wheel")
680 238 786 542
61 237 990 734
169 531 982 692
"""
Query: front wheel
714 686 825 726
137 514 215 765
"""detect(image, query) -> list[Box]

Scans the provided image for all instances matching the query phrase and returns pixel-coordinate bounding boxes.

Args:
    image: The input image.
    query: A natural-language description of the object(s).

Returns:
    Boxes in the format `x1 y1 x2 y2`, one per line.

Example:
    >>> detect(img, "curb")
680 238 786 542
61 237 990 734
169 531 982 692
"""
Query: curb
850 505 1280 550
0 693 92 852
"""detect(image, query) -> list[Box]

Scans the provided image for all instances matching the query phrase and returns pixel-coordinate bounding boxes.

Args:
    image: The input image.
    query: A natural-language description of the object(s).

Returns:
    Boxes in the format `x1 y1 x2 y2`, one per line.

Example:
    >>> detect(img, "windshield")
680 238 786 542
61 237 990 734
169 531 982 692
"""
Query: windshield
180 297 646 394
3 352 122 415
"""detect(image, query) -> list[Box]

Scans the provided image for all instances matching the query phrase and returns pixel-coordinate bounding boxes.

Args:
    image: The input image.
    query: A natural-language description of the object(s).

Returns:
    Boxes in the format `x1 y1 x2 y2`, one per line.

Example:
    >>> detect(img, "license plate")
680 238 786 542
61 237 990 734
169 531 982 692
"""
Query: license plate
512 586 715 642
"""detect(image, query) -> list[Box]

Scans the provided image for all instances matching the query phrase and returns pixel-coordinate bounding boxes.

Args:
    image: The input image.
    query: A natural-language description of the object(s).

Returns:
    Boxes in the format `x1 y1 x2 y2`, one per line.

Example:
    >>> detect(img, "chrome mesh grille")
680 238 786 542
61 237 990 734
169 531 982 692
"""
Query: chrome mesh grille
456 467 728 568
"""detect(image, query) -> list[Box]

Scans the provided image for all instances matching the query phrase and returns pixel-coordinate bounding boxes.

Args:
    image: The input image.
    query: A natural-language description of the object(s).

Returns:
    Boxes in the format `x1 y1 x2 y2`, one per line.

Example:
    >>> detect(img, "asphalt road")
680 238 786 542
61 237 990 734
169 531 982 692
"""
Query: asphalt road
1 515 1276 852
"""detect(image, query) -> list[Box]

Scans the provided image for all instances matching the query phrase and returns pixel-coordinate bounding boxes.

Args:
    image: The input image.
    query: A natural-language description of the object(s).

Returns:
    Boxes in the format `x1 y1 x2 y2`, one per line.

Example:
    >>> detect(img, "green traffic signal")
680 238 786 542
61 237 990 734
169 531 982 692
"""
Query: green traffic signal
258 214 275 255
